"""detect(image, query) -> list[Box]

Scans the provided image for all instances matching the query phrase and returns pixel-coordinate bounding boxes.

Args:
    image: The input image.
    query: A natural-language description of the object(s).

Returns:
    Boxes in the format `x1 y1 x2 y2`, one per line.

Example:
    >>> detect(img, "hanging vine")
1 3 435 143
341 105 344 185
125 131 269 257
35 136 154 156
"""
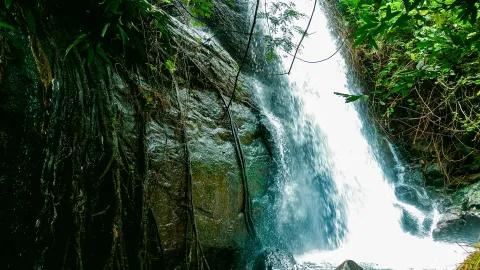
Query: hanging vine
219 93 259 243
171 74 210 270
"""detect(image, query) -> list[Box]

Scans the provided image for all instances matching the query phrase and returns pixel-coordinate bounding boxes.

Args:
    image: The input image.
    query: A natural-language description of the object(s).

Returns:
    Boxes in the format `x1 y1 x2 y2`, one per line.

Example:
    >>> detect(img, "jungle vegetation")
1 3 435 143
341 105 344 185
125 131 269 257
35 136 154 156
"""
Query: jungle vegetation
1 0 479 269
338 0 480 188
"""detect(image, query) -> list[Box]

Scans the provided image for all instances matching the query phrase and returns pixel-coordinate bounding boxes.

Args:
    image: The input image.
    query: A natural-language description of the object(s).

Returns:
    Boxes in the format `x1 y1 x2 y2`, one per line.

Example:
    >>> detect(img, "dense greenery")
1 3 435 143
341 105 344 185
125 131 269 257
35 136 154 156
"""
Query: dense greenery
338 0 480 187
0 0 217 64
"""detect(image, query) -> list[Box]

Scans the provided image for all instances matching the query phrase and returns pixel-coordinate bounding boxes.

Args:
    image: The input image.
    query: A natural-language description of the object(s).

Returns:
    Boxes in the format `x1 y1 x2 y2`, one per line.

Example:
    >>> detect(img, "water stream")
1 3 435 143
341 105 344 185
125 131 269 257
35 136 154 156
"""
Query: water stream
254 0 470 269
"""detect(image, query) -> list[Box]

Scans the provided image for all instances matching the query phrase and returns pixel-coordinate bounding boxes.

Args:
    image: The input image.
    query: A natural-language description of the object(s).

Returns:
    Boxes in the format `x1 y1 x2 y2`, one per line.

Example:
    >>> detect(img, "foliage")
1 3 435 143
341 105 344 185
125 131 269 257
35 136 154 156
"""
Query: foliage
261 1 305 62
338 0 480 185
0 0 215 65
185 0 215 18
165 58 176 73
0 1 16 31
61 0 171 62
458 245 480 270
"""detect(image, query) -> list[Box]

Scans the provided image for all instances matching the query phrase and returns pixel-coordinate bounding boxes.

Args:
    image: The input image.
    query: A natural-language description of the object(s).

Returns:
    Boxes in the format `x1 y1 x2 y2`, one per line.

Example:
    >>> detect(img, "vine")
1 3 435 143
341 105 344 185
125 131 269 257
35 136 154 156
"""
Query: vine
219 93 259 243
171 74 210 270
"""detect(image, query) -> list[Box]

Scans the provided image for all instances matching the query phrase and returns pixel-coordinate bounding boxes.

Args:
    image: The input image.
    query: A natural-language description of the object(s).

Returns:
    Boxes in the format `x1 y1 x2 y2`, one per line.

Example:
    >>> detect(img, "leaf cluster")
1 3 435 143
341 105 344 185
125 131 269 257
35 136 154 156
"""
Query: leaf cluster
340 0 480 135
261 1 305 62
60 0 171 63
0 0 215 65
339 0 480 184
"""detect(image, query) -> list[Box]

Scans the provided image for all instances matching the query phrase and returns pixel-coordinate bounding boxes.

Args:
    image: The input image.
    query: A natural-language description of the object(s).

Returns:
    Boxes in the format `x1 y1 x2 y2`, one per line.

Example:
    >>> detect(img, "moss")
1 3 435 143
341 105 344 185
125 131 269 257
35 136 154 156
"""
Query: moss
458 246 480 270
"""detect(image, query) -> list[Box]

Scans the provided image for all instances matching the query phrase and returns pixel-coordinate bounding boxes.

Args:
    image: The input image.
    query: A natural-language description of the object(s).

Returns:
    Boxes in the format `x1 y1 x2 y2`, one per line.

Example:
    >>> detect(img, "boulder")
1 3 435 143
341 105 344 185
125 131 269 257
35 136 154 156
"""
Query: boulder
433 182 480 243
400 209 420 235
335 260 363 270
433 212 480 243
253 248 297 270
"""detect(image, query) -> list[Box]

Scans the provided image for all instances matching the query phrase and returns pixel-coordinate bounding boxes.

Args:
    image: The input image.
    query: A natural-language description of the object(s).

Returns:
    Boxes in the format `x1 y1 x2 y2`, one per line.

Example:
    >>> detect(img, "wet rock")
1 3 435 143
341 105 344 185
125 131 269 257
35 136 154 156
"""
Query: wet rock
433 212 480 243
433 182 480 243
423 162 444 187
145 8 275 267
335 260 363 270
401 209 420 235
395 184 432 211
253 248 297 270
464 182 480 210
422 217 434 233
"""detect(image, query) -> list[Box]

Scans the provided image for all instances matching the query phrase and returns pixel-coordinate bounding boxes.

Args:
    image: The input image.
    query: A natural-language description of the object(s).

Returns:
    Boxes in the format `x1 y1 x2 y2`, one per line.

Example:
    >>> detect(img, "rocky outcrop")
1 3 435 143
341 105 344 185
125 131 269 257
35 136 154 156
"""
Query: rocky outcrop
335 260 363 270
147 14 274 266
433 182 480 243
0 1 274 269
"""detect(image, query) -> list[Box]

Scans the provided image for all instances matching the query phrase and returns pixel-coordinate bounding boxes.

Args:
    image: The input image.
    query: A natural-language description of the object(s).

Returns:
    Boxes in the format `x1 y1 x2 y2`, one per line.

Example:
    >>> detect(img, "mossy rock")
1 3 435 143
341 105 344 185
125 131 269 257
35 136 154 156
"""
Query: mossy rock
457 247 480 270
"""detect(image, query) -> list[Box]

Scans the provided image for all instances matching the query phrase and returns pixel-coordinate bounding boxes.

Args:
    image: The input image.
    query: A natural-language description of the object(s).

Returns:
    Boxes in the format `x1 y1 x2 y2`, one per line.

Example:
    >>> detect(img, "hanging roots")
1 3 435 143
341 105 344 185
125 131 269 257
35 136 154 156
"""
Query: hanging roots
172 75 210 270
219 92 259 243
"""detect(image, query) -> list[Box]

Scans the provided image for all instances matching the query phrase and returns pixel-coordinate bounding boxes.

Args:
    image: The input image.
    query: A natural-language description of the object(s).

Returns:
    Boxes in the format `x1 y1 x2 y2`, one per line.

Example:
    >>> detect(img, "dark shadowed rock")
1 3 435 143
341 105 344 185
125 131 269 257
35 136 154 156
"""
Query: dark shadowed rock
253 248 297 270
423 162 444 187
433 182 480 243
433 212 480 243
395 184 433 211
335 260 363 270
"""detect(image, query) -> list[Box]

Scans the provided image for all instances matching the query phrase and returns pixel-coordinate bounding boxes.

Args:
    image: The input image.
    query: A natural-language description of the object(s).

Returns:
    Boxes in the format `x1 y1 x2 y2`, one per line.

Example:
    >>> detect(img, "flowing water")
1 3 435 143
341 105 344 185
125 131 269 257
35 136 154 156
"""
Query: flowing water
253 0 471 269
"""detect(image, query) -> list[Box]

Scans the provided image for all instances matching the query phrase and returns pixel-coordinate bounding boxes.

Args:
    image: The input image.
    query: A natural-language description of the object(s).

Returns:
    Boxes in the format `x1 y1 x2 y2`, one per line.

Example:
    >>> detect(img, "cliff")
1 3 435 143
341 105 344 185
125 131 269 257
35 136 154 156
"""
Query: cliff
0 1 274 268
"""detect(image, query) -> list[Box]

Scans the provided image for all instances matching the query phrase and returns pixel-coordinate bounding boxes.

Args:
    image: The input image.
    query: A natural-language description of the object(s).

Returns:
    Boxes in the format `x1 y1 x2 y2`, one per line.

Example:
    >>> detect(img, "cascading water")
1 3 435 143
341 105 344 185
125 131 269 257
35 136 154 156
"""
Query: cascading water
253 0 471 268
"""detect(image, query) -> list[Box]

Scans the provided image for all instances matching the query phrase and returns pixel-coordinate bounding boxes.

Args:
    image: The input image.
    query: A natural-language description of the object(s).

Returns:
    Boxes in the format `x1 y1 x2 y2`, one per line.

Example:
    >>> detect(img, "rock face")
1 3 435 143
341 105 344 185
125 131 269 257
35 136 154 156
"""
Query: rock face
147 13 275 265
0 2 274 269
433 182 480 243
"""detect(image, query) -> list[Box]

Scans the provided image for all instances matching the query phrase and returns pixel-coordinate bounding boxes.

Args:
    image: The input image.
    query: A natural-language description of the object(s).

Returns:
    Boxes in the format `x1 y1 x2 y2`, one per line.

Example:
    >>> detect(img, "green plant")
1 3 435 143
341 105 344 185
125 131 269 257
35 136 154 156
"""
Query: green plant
62 0 172 63
338 0 480 186
458 244 480 270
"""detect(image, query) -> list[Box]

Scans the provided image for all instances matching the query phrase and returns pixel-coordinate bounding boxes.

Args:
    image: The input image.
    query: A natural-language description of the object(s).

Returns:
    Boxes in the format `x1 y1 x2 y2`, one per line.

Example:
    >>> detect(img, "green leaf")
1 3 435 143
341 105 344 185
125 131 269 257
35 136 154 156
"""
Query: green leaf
334 92 369 103
104 0 122 14
384 7 401 22
64 33 88 59
5 0 13 9
95 44 111 64
101 23 110 38
165 59 176 73
87 47 95 64
116 25 129 46
265 49 277 62
402 0 411 12
353 33 368 47
0 21 15 31
393 14 410 28
368 36 379 50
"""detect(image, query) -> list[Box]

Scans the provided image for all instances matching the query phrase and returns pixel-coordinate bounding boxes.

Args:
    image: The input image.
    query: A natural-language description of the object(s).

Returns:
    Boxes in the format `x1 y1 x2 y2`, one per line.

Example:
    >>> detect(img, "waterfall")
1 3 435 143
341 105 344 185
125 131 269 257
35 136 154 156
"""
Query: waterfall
254 0 470 268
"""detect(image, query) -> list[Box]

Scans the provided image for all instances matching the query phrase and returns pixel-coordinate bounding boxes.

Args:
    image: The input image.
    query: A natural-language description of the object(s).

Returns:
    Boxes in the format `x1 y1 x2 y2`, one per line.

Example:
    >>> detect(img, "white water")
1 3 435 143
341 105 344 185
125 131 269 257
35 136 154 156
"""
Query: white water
262 0 470 269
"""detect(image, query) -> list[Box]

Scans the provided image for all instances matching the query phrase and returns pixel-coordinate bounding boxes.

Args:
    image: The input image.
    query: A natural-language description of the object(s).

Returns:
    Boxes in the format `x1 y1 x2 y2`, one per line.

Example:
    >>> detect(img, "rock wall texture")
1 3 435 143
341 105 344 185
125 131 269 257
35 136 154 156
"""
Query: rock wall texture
0 1 275 269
